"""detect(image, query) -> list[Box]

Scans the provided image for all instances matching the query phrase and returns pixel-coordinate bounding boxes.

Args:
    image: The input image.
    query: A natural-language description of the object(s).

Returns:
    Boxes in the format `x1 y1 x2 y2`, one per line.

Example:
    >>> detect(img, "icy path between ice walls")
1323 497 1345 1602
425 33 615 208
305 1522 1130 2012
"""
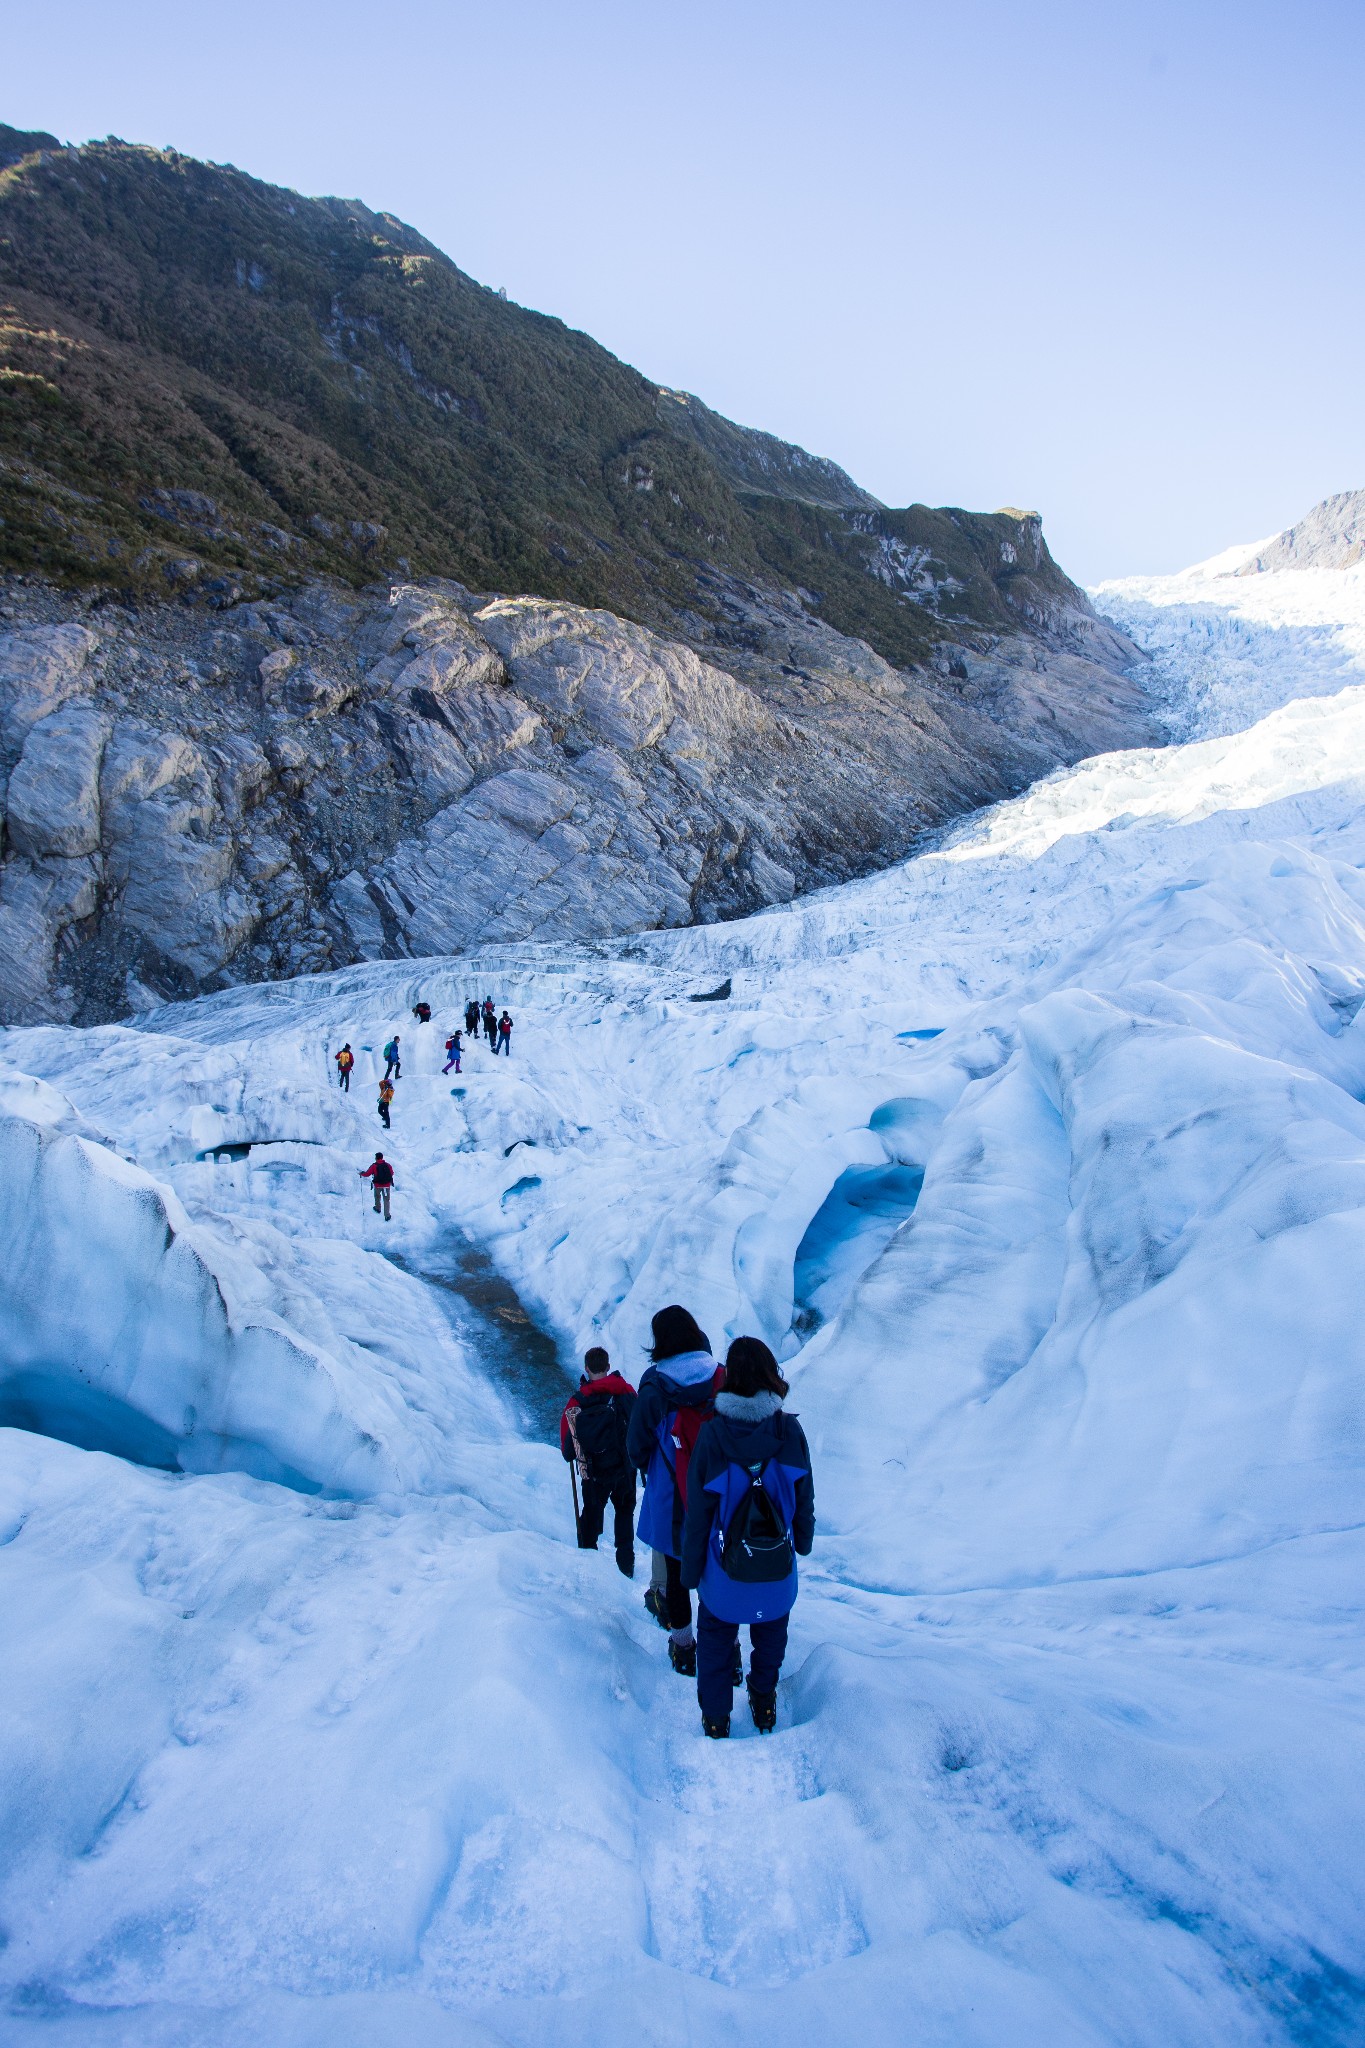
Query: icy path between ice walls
3 680 1365 2044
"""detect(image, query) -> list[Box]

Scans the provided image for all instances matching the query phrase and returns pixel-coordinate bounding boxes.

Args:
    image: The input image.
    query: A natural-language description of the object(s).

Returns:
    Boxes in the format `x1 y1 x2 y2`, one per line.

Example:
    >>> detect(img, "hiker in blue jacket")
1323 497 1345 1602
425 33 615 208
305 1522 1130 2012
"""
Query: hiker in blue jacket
626 1304 724 1678
681 1336 815 1738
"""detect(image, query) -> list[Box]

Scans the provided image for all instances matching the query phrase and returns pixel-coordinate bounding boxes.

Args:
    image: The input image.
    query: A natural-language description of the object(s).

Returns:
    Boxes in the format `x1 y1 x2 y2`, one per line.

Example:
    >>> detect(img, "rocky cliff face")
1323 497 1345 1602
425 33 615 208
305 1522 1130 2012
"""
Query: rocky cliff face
0 566 1153 1025
1234 490 1365 574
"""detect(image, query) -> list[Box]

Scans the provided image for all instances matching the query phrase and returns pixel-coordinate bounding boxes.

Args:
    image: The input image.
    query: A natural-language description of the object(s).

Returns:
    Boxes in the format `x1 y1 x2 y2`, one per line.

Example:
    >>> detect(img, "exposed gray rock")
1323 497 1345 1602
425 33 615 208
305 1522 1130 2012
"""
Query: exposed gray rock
0 623 97 769
1235 489 1365 574
0 567 1155 1024
0 852 100 1022
6 702 107 858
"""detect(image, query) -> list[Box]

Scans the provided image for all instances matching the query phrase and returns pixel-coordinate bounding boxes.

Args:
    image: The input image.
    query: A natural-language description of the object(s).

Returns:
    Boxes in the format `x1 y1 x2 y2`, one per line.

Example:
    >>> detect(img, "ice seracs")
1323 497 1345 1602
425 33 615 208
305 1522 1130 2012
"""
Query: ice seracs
1094 488 1365 740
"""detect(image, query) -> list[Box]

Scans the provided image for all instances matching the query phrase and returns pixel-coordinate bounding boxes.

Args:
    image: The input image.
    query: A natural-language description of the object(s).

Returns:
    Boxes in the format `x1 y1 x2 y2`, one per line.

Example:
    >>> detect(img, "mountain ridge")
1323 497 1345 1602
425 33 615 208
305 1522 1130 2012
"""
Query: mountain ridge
0 121 1107 671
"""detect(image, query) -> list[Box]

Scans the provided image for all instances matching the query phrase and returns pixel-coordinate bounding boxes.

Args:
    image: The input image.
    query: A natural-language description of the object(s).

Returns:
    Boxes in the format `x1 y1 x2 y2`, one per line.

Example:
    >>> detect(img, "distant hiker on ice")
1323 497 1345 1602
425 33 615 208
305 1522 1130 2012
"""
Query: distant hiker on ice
360 1151 395 1220
465 998 480 1039
412 1001 432 1024
627 1305 724 1677
496 1010 513 1056
443 1029 463 1075
482 999 497 1048
681 1336 814 1739
383 1035 401 1080
335 1044 354 1093
561 1347 638 1577
377 1077 395 1128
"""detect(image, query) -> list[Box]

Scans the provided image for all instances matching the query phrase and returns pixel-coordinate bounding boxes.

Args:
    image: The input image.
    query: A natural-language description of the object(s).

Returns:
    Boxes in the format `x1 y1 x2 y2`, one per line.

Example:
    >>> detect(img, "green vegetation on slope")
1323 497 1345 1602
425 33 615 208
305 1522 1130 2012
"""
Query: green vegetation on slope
0 124 1088 666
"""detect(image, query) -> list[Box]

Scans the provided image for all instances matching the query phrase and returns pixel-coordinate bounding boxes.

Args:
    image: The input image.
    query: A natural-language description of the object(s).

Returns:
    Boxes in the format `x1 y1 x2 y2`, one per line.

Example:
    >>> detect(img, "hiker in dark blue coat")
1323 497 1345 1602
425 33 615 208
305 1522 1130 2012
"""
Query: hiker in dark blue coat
626 1304 724 1678
681 1336 815 1738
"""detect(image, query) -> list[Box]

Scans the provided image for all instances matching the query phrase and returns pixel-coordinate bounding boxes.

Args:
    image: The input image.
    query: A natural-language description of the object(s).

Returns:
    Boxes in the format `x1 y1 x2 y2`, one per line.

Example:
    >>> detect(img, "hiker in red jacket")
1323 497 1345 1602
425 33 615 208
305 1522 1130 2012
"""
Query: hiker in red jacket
561 1347 637 1577
360 1152 395 1220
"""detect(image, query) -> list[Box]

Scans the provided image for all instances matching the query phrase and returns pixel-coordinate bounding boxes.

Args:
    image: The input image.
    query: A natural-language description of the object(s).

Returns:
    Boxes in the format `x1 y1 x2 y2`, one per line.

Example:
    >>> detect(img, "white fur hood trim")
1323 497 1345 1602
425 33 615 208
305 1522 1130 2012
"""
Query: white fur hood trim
714 1390 784 1422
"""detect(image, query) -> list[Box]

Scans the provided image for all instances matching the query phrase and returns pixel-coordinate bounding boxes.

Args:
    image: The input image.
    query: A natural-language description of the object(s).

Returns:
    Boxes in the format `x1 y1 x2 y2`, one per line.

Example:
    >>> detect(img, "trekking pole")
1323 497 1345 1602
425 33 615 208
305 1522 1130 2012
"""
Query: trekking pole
566 1405 584 1541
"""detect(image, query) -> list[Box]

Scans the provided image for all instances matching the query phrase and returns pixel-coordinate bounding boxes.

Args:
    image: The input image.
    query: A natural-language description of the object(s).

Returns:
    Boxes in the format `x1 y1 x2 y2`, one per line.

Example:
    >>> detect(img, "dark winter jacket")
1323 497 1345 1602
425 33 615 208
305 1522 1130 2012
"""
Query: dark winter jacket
680 1390 815 1622
627 1352 724 1557
560 1371 637 1482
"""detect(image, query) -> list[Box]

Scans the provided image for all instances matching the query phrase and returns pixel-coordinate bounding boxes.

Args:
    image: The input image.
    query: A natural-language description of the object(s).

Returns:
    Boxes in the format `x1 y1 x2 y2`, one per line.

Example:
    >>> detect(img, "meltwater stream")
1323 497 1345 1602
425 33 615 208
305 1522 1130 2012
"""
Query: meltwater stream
387 1234 572 1441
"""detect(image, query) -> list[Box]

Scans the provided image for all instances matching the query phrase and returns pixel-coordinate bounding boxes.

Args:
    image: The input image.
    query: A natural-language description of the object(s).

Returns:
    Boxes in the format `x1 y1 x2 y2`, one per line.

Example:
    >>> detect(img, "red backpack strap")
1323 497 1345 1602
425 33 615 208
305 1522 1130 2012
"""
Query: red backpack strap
669 1406 702 1506
668 1373 722 1506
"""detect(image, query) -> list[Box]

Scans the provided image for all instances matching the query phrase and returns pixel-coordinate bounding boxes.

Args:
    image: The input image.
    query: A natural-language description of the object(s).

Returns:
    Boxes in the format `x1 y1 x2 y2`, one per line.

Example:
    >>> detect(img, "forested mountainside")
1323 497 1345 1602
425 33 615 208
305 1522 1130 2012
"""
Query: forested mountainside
0 121 1155 1023
2 123 1106 666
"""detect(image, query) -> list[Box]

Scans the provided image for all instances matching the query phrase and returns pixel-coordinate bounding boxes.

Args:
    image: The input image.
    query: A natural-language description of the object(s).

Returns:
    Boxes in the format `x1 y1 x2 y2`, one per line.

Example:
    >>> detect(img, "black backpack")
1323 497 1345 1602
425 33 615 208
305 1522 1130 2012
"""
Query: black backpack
570 1390 630 1482
721 1461 796 1583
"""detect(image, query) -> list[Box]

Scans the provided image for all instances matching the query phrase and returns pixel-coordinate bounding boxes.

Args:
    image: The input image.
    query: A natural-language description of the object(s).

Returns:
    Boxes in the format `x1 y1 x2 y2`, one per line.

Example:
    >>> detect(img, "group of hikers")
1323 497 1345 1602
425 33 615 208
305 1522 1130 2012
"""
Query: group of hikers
331 996 517 1220
464 997 514 1056
560 1305 814 1739
338 1008 810 1736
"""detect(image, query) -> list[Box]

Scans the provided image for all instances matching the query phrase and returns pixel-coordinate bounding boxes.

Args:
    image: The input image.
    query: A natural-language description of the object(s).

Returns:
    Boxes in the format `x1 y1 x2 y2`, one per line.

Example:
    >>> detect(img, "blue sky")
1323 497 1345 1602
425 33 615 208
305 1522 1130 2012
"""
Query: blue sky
6 0 1363 582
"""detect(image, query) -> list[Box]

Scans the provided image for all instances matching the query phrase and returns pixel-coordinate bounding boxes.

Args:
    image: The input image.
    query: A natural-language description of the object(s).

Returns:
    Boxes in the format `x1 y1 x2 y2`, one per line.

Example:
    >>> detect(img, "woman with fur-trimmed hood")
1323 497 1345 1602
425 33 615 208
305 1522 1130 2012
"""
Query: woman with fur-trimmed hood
681 1336 815 1739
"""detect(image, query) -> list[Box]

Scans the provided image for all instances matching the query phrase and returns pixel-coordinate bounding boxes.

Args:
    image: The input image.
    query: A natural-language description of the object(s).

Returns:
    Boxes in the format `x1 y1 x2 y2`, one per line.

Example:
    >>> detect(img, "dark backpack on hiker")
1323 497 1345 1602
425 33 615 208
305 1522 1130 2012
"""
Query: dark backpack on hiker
571 1390 630 1482
720 1460 797 1583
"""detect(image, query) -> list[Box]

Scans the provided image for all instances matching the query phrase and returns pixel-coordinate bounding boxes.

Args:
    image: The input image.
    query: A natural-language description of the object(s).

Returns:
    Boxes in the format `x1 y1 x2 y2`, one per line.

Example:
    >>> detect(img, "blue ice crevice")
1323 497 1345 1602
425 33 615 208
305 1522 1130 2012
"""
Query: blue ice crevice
789 1094 943 1338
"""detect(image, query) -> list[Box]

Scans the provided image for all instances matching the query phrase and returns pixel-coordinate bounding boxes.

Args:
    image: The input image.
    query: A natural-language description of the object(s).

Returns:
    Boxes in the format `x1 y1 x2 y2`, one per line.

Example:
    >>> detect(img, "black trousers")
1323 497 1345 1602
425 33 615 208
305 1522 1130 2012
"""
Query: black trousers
664 1551 692 1632
339 1069 350 1092
578 1472 636 1571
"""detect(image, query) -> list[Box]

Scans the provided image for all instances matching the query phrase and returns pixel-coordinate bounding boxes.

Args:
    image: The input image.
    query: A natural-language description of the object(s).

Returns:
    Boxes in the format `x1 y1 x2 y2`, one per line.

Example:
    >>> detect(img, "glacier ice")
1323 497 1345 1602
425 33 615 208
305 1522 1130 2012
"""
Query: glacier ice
2 565 1365 2042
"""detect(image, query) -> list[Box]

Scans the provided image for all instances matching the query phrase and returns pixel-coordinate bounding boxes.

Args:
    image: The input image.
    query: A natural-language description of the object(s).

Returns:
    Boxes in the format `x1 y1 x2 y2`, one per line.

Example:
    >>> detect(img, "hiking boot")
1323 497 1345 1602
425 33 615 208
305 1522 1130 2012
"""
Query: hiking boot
617 1552 636 1580
701 1713 730 1740
668 1638 697 1677
747 1679 777 1733
643 1587 669 1630
732 1641 744 1684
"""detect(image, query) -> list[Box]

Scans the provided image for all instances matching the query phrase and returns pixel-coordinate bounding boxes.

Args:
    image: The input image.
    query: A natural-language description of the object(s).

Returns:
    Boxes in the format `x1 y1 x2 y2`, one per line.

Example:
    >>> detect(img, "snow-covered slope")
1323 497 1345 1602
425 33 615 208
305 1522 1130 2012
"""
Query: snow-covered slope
3 572 1365 2042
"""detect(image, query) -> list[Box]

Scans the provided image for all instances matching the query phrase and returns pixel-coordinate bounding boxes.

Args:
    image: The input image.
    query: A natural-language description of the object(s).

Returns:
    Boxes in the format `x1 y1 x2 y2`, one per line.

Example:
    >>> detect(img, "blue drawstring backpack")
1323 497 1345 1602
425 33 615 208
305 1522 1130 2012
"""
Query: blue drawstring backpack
699 1453 803 1624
